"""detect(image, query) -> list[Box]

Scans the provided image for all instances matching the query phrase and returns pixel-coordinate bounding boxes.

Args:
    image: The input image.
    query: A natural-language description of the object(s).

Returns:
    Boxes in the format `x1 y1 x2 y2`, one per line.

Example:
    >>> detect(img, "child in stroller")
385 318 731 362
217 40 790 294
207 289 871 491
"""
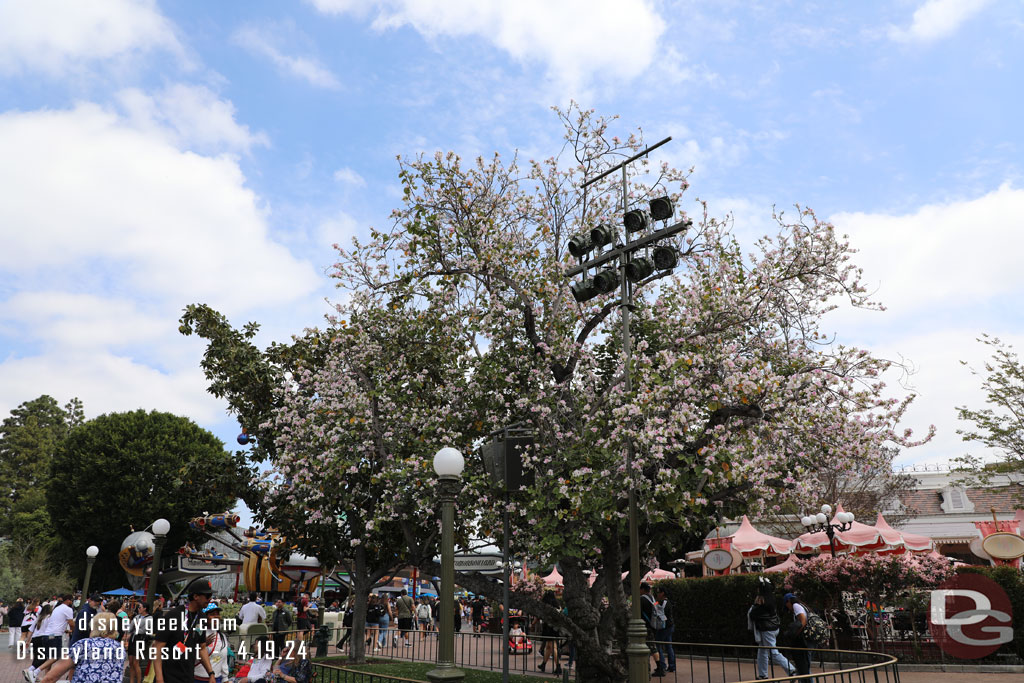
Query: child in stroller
508 620 532 654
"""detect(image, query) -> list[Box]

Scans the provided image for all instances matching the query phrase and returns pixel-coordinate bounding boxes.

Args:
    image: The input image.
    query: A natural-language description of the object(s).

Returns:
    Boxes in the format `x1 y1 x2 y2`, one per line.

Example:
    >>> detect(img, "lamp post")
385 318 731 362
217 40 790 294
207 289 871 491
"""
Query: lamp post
801 505 855 558
428 447 465 683
82 545 99 602
145 518 170 611
565 136 686 683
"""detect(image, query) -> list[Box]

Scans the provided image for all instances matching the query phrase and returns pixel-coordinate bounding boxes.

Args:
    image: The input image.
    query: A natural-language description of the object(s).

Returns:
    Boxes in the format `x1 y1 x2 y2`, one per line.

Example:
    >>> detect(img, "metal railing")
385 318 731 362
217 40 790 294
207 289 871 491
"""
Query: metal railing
664 640 899 683
307 627 899 683
313 661 428 683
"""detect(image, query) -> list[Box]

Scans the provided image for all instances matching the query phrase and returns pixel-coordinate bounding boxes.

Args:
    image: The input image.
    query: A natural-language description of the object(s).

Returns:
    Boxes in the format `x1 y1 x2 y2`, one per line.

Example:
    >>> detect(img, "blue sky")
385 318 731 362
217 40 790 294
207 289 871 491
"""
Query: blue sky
2 0 1023 473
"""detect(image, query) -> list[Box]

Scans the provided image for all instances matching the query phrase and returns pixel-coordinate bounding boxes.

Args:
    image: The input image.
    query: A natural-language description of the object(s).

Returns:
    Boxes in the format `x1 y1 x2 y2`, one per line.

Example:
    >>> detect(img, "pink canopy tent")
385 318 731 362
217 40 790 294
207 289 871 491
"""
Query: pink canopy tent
792 505 887 555
623 568 675 582
763 554 799 573
874 513 933 553
729 516 793 557
541 567 563 587
643 568 675 581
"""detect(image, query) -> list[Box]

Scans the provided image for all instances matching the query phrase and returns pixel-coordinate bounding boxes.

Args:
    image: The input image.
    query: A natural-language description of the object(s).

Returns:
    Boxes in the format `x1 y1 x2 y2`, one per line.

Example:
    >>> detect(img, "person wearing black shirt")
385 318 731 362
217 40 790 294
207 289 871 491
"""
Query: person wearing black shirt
70 594 101 646
8 599 25 649
470 597 484 637
270 599 293 657
152 579 216 683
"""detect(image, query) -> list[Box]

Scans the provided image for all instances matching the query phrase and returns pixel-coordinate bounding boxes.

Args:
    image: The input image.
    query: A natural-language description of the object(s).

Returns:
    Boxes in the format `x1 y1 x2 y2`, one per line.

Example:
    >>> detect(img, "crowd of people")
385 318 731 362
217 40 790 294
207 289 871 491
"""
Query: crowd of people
324 590 503 653
2 578 822 681
0 581 311 683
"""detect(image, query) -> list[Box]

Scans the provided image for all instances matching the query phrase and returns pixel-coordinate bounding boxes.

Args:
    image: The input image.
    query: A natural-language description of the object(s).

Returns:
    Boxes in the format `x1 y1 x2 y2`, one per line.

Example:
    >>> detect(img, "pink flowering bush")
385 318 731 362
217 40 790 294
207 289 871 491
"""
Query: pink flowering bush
786 553 953 608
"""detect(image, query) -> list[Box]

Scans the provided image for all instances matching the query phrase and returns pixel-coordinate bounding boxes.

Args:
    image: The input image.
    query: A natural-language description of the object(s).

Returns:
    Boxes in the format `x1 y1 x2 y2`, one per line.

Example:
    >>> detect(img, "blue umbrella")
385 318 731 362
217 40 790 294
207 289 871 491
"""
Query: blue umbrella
102 588 138 596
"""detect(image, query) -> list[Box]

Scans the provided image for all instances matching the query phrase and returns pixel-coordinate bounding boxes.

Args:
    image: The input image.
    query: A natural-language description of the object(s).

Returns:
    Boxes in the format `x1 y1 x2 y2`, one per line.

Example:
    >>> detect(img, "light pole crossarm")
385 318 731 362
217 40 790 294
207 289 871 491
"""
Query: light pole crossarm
565 218 691 278
581 136 673 189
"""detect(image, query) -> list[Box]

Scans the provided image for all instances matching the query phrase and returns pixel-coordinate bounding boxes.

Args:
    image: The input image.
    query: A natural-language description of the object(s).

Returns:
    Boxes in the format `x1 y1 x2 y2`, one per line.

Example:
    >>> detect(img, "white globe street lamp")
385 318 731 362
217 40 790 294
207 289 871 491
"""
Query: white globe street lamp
82 545 100 602
428 447 465 683
145 519 171 611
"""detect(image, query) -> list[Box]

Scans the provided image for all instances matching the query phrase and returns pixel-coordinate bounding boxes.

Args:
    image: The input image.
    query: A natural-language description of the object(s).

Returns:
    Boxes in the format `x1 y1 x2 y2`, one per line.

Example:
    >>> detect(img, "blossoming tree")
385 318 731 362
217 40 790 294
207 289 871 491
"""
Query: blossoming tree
184 106 929 681
181 299 483 663
317 106 930 681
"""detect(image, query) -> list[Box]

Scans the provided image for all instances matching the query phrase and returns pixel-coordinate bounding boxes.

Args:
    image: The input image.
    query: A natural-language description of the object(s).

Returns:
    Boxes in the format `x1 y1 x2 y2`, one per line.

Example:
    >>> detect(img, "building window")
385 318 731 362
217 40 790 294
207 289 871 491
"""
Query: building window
939 486 974 513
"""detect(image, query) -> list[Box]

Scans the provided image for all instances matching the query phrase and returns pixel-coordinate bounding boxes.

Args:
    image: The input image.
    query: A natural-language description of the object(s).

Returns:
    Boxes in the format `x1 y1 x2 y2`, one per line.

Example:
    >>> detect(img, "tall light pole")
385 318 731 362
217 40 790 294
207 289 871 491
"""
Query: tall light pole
565 136 687 683
82 545 99 601
145 518 170 611
428 447 465 683
801 505 855 558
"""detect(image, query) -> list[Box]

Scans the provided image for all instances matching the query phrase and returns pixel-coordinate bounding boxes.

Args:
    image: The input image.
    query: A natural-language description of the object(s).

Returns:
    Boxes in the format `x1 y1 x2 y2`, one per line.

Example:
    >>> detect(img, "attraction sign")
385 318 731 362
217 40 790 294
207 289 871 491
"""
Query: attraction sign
453 553 503 576
702 548 733 572
981 532 1024 560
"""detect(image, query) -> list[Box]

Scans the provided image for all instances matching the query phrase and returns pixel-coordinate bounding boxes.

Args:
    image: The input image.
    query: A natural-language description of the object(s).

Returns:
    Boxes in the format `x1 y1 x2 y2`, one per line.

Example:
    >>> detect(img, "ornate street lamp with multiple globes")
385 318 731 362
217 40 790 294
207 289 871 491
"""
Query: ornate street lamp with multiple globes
427 447 465 683
801 504 855 557
144 518 170 611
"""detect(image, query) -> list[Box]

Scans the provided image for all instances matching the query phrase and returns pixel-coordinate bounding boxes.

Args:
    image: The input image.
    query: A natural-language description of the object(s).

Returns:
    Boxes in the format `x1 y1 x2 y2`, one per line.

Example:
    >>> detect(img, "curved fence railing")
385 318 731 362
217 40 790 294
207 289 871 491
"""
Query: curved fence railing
313 662 428 683
288 628 900 683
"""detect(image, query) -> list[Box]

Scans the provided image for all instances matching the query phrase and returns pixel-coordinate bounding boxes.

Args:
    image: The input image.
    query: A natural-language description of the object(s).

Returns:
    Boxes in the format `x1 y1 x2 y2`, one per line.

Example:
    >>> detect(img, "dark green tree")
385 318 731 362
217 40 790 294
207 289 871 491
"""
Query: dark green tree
0 395 84 547
48 409 242 588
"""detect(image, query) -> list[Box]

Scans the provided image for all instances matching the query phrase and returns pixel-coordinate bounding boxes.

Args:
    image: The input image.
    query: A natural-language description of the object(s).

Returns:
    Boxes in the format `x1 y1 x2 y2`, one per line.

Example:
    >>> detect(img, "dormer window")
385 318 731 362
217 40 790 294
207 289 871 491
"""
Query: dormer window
939 486 974 513
881 495 904 515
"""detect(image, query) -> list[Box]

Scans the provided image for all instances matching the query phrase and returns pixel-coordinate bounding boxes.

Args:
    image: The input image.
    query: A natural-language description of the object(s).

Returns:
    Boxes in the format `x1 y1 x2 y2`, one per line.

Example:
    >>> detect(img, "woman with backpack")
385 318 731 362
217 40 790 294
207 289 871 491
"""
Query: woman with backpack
747 579 793 679
415 598 432 641
783 592 826 680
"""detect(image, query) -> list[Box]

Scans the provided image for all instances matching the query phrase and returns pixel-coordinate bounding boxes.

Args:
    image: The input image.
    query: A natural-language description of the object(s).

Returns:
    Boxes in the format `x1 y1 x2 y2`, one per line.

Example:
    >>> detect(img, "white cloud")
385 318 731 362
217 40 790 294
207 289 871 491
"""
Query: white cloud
307 0 367 13
0 102 322 313
0 97 329 424
233 25 341 90
333 167 366 186
0 0 183 75
823 185 1024 465
832 184 1024 316
116 84 270 154
888 0 992 44
0 292 167 350
308 0 666 89
315 211 361 250
0 350 225 423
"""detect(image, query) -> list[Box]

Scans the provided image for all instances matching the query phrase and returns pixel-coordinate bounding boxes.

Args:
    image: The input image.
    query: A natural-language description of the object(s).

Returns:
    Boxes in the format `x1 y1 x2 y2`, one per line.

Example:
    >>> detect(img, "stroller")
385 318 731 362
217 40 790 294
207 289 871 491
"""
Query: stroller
507 621 533 654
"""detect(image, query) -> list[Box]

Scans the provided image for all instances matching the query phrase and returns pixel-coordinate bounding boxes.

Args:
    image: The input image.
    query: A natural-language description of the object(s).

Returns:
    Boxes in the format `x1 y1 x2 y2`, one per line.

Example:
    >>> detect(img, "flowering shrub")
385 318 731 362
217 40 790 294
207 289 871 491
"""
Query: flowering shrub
510 574 546 598
785 553 953 608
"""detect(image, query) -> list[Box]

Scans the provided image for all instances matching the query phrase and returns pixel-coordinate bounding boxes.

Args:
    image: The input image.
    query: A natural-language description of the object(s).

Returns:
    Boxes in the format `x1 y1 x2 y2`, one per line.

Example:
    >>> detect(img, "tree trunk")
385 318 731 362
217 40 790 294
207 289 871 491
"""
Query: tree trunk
560 556 628 683
347 552 371 664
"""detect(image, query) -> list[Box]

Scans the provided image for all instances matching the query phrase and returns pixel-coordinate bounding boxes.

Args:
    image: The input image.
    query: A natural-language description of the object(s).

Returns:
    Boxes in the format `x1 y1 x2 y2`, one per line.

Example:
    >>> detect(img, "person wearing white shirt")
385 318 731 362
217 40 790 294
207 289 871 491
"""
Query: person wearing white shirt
236 637 274 683
238 594 266 625
24 595 74 683
783 593 812 681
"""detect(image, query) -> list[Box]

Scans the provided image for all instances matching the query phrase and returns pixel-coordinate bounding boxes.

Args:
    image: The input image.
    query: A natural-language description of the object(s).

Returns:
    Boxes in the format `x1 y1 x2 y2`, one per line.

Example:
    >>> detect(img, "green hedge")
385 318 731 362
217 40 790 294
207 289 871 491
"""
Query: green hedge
654 573 786 645
655 566 1024 660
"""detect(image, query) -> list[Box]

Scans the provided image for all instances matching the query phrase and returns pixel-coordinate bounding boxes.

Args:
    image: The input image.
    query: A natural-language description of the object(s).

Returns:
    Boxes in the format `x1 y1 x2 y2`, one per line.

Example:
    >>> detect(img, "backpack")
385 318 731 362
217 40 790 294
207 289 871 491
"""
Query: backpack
642 595 666 630
802 609 829 647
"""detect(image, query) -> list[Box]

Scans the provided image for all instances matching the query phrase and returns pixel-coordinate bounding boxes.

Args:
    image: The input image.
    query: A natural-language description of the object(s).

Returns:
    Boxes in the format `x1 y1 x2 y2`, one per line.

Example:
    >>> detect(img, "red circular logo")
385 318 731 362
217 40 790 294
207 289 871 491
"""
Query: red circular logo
928 573 1013 659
